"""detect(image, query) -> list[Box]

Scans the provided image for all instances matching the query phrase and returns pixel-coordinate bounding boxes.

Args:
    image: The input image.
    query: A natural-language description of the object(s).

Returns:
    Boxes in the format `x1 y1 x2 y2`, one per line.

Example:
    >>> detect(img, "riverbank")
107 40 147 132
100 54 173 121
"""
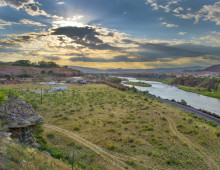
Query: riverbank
177 85 220 100
134 90 220 126
124 81 152 87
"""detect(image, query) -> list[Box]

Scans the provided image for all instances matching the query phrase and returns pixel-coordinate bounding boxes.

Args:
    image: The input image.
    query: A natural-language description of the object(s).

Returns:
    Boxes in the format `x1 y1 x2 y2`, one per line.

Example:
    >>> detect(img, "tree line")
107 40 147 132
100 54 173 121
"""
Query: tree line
171 76 220 91
12 60 59 68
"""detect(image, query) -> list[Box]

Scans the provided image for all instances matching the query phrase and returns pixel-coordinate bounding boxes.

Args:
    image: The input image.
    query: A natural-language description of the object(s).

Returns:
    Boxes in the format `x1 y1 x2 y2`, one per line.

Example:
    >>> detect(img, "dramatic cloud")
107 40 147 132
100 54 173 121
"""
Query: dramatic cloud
52 26 119 50
0 0 50 17
175 2 220 25
0 0 219 68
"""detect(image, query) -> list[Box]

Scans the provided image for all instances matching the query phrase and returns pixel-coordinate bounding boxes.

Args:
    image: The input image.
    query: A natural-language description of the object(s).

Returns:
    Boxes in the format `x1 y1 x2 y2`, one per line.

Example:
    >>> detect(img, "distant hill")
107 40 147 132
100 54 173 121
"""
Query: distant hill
69 66 204 74
0 63 82 76
203 64 220 72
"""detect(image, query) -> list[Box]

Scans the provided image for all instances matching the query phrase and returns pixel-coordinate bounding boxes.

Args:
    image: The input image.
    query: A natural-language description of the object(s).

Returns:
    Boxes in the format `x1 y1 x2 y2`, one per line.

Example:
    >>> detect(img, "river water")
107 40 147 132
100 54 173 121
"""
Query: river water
121 77 220 116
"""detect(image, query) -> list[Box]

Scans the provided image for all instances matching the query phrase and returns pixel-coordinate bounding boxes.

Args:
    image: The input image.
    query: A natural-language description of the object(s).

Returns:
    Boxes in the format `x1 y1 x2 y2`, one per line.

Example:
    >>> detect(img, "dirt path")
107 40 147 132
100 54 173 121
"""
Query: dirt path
165 116 219 170
43 124 130 170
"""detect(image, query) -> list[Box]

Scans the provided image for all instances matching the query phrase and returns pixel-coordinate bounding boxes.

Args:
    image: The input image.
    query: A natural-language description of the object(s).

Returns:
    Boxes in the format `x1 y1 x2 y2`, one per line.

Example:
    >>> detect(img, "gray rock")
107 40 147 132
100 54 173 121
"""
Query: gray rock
0 97 44 146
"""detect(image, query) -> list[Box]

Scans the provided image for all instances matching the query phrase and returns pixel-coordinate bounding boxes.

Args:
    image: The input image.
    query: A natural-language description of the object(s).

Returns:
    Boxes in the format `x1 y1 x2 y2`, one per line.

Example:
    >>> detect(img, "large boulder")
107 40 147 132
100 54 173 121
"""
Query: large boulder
0 97 44 146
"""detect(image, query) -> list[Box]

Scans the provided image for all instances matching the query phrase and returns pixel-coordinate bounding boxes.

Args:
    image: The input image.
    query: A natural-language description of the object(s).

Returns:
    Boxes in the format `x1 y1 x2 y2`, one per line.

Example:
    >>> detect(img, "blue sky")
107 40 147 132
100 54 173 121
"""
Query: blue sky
0 0 219 69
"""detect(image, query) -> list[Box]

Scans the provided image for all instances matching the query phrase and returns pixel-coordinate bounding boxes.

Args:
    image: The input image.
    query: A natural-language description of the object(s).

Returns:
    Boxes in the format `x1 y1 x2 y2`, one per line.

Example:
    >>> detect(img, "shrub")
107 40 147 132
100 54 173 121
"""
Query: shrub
216 132 220 137
104 128 116 133
180 99 187 105
166 158 180 165
46 133 55 139
107 144 116 150
176 124 184 129
160 117 167 121
73 126 80 131
67 141 75 146
141 125 154 131
126 160 136 167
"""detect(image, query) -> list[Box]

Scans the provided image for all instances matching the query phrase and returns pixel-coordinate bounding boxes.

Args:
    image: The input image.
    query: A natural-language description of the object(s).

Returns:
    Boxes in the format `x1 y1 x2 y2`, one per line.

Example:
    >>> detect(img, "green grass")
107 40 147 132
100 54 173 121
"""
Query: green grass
124 81 152 87
1 83 220 169
177 85 220 99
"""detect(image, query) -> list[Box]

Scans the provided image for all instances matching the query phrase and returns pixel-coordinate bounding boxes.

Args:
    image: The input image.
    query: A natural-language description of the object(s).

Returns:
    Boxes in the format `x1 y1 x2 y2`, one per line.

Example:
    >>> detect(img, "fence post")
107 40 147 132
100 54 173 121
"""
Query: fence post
72 151 74 170
41 89 42 104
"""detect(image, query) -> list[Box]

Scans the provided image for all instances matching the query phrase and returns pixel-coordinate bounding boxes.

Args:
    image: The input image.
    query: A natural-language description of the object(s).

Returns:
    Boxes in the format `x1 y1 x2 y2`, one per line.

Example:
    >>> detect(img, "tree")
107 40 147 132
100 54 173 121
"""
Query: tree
38 61 59 68
13 60 31 66
180 99 187 106
41 70 46 74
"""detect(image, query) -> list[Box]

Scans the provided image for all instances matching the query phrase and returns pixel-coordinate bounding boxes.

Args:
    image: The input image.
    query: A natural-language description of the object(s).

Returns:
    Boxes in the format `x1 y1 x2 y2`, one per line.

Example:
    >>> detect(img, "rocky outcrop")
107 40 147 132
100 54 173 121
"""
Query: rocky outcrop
0 97 43 146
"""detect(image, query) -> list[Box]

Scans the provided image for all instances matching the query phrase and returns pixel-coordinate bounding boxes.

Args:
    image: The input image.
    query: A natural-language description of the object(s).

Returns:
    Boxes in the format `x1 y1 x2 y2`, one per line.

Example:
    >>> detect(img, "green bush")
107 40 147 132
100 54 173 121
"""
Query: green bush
73 126 80 131
107 144 116 150
216 132 220 137
104 128 116 133
180 99 187 105
46 133 55 139
166 158 180 165
126 160 136 167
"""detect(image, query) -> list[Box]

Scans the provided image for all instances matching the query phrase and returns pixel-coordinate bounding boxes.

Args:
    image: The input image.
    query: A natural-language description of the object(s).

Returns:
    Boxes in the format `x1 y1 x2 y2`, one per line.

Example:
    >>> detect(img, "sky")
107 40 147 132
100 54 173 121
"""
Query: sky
0 0 219 69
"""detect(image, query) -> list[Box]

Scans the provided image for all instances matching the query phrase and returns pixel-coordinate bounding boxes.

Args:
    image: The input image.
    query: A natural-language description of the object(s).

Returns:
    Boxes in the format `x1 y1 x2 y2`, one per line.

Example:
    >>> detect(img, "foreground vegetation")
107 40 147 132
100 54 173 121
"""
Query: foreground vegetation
0 138 71 170
124 81 152 87
1 83 219 169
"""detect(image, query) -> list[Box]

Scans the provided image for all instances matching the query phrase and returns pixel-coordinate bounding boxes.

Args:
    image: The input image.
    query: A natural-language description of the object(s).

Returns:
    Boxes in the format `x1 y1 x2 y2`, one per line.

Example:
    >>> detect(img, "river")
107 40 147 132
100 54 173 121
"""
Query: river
121 77 220 116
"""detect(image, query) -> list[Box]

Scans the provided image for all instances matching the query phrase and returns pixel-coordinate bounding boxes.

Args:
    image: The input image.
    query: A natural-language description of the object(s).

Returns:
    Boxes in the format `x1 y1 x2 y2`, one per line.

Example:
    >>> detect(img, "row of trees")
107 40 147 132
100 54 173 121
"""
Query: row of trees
171 76 220 91
13 60 59 68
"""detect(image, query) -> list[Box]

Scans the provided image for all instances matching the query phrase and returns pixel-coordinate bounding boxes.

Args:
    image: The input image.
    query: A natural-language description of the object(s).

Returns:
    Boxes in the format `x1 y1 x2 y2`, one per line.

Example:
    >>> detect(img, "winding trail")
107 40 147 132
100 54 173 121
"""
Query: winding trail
165 116 219 170
43 124 129 170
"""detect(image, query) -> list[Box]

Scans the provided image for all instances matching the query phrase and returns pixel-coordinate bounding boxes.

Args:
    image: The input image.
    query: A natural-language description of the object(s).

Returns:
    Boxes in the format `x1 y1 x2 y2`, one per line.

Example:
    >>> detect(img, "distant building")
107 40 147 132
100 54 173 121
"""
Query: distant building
48 81 56 85
49 87 68 92
66 77 84 83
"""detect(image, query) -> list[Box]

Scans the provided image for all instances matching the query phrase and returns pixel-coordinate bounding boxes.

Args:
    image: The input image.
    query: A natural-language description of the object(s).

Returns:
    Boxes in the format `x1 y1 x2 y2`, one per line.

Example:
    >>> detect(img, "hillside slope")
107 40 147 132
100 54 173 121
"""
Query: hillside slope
0 138 71 170
203 64 220 72
2 83 219 169
0 63 81 76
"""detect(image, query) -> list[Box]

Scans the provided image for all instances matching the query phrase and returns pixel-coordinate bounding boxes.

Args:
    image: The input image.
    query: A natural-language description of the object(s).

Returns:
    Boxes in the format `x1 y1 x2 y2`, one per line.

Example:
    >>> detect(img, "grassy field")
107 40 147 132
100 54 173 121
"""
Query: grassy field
1 83 220 169
177 85 220 99
123 81 152 87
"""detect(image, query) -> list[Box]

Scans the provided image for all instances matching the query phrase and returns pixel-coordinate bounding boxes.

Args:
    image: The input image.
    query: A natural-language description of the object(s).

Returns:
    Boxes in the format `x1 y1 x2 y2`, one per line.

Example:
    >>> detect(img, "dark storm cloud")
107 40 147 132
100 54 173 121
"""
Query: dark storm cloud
52 26 119 50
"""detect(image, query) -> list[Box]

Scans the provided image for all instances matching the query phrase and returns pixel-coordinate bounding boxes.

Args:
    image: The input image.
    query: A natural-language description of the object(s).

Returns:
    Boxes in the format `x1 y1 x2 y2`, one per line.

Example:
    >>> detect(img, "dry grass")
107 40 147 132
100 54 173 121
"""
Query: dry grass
1 83 220 169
